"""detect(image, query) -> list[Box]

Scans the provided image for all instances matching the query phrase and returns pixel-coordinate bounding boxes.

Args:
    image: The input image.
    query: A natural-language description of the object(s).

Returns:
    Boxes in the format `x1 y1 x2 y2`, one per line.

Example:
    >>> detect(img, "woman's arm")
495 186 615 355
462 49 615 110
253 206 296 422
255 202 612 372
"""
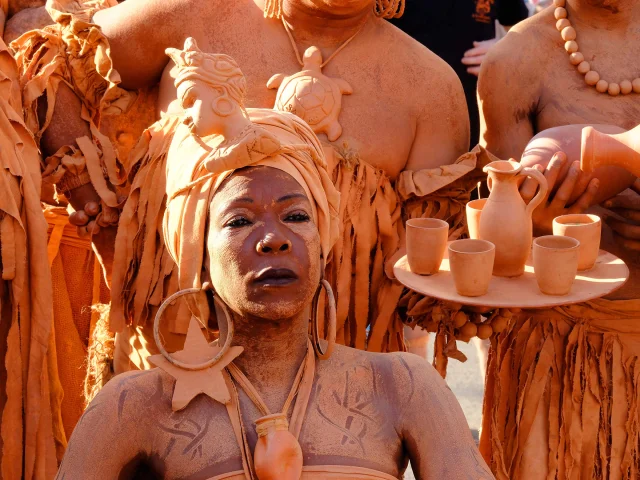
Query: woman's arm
396 353 495 480
56 372 149 479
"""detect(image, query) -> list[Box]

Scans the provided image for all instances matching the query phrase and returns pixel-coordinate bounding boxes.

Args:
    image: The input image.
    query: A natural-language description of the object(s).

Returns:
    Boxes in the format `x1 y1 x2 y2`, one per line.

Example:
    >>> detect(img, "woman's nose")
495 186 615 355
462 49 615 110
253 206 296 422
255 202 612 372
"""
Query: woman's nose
256 232 292 255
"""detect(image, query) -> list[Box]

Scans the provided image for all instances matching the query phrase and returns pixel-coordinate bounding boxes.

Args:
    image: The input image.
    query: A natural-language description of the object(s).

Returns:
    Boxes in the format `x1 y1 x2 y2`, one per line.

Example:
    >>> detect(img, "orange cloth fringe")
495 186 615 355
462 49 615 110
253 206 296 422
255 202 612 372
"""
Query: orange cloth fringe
0 39 63 480
480 299 640 480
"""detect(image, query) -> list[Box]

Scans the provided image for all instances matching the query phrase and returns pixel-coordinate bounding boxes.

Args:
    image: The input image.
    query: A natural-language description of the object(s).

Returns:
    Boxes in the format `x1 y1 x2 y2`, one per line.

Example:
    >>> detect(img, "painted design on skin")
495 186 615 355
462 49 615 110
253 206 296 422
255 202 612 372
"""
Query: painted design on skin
315 366 383 454
159 416 211 460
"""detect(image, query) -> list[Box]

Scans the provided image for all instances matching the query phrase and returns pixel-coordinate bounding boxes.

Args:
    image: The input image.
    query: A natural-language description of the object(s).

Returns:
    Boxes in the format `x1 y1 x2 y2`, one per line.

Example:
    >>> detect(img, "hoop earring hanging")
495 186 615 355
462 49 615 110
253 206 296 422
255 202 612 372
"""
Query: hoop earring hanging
311 279 336 360
153 282 235 371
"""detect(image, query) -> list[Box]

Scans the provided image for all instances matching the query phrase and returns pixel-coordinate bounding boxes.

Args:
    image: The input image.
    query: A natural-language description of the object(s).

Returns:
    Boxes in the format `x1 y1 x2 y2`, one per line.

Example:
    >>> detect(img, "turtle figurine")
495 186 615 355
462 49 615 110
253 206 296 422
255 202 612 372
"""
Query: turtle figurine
267 46 353 142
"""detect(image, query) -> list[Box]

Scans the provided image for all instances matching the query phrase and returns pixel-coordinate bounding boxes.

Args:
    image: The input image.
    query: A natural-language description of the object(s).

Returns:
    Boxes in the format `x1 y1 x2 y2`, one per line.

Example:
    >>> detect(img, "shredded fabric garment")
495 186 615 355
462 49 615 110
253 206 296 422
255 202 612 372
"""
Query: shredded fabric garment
480 299 640 480
44 205 110 437
0 38 64 480
12 0 131 207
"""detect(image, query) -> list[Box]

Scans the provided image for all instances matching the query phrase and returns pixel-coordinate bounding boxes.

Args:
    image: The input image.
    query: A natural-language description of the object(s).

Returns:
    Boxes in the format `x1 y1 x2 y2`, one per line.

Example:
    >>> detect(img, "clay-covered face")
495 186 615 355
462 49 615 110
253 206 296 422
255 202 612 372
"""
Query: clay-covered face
178 80 227 137
206 166 322 321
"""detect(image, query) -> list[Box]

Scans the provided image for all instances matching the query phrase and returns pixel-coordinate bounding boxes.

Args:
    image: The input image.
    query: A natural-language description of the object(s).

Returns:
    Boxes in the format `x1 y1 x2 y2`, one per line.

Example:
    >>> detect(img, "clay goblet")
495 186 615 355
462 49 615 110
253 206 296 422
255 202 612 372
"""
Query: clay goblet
448 239 495 297
406 218 449 275
466 198 487 240
533 236 580 296
552 214 601 271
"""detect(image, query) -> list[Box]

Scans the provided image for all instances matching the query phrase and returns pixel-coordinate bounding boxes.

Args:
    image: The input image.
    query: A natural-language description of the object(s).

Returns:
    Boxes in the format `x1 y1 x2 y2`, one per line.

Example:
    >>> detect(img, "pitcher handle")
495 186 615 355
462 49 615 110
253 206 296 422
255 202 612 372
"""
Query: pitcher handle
520 167 548 216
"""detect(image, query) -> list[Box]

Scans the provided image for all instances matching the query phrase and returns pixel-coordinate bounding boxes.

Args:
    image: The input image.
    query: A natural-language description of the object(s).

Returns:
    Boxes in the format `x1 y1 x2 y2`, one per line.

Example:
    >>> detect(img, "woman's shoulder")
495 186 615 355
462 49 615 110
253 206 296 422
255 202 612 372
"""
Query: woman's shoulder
318 345 439 402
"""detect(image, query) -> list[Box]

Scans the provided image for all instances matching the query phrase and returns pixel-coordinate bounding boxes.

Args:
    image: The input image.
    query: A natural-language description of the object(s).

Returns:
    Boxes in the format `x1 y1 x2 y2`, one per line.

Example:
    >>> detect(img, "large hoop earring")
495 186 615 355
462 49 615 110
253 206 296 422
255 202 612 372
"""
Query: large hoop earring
311 279 336 360
153 282 235 371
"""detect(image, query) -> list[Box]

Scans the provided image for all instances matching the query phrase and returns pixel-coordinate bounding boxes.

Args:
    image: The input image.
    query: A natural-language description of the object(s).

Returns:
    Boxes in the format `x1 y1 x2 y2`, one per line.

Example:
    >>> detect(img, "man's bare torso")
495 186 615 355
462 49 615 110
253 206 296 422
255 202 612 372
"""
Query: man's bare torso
480 7 640 300
95 0 467 180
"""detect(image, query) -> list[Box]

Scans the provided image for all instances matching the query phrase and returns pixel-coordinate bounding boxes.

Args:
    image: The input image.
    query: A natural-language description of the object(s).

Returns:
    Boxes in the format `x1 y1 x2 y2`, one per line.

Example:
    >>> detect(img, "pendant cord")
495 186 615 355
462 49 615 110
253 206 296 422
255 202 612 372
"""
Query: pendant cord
282 16 368 68
226 341 310 417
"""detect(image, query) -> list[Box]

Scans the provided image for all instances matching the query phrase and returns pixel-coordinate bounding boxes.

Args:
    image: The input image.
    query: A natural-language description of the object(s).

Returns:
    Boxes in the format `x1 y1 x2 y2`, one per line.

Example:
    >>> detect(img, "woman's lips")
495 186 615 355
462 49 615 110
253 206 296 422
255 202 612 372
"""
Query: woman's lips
253 268 299 287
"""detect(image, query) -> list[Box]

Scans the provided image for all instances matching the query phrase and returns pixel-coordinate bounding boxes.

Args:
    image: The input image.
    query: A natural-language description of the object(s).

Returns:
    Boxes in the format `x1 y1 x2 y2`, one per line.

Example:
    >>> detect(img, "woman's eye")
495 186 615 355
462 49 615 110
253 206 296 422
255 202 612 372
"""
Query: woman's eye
284 212 310 222
226 217 252 228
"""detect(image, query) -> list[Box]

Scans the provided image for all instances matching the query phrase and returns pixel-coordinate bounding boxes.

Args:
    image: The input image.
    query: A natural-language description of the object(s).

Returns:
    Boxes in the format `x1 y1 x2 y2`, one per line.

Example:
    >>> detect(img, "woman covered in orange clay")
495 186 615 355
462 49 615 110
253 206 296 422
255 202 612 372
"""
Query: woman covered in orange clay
13 0 492 376
57 38 494 480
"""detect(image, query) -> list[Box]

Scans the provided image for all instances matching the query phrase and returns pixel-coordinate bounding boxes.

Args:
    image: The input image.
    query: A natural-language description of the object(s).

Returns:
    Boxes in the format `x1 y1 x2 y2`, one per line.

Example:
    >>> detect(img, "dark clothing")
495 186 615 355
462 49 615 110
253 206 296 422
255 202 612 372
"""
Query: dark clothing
391 0 529 148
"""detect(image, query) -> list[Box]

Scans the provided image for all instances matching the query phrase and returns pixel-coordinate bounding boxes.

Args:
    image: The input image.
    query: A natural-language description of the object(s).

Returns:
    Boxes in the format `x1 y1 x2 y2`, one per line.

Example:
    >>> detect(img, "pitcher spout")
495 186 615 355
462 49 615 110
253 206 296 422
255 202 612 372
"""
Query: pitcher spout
581 124 640 177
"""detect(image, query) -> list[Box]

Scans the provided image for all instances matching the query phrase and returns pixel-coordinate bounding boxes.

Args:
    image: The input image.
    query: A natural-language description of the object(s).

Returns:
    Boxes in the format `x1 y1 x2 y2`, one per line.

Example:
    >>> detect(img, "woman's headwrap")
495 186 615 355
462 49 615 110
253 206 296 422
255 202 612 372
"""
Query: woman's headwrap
161 39 340 297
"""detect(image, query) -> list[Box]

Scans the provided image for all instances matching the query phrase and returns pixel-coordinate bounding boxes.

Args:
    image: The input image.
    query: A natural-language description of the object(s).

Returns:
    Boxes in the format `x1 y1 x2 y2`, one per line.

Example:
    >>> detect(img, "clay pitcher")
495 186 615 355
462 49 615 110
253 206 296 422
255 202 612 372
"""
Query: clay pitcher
253 413 303 480
581 124 640 177
479 160 548 277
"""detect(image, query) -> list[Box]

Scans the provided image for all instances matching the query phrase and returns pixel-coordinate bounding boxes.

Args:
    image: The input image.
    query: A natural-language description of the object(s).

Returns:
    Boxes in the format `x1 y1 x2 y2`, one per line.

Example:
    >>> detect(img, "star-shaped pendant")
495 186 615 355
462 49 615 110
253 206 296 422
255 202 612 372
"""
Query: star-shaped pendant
149 317 243 411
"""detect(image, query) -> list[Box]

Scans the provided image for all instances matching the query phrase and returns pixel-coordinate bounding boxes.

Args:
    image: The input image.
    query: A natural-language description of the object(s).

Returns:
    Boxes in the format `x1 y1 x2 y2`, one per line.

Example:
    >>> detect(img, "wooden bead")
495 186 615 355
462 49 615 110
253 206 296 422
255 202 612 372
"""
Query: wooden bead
608 83 621 96
633 78 640 93
585 70 600 86
596 79 609 93
554 0 566 6
556 19 571 31
561 26 576 41
564 41 578 54
620 80 633 95
554 7 567 19
577 61 590 74
569 52 584 66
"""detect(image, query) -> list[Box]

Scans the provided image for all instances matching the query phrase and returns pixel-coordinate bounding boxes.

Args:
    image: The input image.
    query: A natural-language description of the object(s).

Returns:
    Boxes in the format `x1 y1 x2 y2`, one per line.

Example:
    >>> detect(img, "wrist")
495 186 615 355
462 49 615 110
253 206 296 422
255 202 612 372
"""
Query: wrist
57 171 92 195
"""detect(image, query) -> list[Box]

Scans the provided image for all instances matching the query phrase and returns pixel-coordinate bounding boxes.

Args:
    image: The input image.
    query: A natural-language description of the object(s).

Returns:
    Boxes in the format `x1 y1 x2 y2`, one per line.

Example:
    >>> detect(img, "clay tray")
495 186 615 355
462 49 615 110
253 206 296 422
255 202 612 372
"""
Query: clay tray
394 248 629 309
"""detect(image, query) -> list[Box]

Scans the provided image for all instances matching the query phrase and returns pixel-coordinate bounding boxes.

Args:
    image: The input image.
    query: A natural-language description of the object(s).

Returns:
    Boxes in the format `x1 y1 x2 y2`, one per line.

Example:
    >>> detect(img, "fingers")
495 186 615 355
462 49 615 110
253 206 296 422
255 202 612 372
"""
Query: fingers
607 218 640 240
101 205 120 225
568 178 599 213
69 210 89 226
603 195 640 210
543 152 567 195
84 201 100 217
608 217 640 252
552 161 581 209
613 236 640 252
466 66 481 76
520 164 544 203
463 39 495 57
609 208 640 223
461 54 484 66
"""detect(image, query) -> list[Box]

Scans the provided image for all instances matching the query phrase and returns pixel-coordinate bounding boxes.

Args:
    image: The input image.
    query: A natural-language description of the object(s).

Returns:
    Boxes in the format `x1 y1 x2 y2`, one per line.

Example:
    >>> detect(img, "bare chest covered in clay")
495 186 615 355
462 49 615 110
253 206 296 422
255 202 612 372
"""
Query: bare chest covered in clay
156 5 416 179
536 36 640 133
125 357 405 479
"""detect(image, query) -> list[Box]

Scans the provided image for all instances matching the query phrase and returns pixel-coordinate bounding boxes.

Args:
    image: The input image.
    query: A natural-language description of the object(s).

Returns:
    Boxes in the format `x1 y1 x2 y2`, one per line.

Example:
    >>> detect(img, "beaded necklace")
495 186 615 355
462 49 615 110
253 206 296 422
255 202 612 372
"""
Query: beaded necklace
553 0 640 96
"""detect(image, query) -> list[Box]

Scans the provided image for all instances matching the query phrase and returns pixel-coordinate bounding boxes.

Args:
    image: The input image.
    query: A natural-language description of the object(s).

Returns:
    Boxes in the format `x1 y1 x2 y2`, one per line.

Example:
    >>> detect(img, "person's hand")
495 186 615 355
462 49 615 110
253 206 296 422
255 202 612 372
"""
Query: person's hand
520 151 599 236
604 179 640 252
65 182 120 282
461 38 499 76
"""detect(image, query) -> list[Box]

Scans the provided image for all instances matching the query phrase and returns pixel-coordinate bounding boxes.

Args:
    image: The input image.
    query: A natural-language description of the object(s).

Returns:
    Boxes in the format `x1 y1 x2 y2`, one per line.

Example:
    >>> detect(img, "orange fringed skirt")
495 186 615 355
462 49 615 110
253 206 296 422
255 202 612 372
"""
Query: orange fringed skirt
44 206 110 439
480 299 640 480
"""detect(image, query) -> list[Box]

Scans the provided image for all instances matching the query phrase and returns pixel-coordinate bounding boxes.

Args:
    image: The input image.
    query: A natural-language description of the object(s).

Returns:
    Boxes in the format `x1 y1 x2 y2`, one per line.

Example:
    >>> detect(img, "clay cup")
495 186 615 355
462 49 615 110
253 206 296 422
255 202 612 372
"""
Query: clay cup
533 236 580 296
448 239 495 297
466 198 487 240
552 214 601 271
406 218 449 275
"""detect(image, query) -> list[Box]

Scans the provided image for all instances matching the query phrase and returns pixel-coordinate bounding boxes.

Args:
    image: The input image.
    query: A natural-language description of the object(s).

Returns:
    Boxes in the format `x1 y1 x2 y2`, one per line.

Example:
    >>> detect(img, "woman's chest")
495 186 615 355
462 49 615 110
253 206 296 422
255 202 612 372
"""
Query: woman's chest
151 383 403 479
